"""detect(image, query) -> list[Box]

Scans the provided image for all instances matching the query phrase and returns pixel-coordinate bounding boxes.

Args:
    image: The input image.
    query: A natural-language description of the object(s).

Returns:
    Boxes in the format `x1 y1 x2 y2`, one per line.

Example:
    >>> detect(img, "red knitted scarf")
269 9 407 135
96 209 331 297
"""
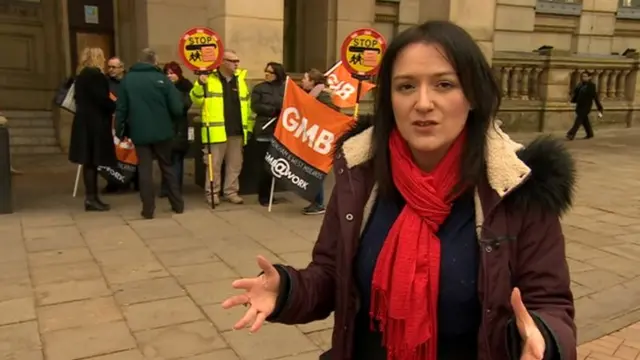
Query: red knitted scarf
370 129 466 360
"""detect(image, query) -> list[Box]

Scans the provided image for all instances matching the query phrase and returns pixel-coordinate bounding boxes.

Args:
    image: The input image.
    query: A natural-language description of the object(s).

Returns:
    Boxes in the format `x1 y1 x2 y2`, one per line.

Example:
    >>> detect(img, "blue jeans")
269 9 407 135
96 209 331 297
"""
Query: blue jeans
161 151 185 194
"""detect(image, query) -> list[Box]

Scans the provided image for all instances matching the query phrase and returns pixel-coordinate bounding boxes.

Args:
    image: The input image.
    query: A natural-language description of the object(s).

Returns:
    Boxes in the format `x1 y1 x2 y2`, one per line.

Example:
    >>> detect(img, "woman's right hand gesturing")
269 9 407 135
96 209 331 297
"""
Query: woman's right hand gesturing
221 255 281 333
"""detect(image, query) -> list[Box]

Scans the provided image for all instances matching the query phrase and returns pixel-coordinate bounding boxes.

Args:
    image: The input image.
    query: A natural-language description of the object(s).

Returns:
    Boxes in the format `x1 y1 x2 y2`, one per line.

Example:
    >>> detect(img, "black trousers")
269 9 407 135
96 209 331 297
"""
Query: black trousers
83 165 98 199
567 113 594 138
136 140 184 215
255 140 273 203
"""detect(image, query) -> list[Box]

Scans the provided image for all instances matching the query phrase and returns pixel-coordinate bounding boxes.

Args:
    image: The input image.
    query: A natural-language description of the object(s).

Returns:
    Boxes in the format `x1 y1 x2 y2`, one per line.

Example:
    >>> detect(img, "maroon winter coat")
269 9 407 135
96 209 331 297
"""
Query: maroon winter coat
268 119 577 360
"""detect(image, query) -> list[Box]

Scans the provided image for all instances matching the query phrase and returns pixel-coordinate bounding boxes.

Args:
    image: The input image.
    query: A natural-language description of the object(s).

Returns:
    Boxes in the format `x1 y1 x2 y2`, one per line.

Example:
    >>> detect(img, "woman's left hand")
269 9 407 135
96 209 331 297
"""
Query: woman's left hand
511 288 546 360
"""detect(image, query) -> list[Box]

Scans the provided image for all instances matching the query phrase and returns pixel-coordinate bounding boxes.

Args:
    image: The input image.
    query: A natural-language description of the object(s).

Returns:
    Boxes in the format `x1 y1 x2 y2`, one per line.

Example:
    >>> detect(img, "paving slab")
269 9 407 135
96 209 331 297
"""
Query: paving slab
1 127 640 358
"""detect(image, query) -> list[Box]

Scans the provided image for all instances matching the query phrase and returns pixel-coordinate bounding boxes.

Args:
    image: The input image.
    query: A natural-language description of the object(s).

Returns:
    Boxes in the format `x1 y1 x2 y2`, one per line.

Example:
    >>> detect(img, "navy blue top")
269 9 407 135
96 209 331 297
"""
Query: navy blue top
353 193 481 359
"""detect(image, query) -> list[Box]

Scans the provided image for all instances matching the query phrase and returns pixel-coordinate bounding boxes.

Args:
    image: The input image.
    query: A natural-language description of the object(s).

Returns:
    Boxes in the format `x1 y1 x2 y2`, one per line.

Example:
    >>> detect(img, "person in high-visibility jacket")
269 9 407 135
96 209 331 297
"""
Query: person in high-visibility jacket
190 50 253 206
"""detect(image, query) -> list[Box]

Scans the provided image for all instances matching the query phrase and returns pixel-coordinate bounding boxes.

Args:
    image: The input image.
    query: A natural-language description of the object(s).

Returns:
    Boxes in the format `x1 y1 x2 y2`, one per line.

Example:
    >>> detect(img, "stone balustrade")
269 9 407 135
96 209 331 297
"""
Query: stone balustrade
493 50 640 132
188 53 640 133
493 54 546 102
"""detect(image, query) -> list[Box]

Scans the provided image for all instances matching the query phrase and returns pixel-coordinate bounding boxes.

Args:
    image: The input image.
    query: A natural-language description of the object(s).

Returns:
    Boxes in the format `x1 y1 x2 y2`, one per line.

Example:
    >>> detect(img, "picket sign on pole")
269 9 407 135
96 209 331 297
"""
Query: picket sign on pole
267 78 291 212
264 77 355 204
268 178 276 213
177 26 224 209
73 164 82 198
339 28 386 120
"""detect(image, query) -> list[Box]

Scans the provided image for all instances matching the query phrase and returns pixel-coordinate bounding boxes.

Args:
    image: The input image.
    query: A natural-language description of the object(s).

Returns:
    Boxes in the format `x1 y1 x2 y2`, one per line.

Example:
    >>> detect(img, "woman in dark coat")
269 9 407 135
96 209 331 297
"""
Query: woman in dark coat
160 61 193 197
68 47 117 212
223 21 577 360
251 62 286 206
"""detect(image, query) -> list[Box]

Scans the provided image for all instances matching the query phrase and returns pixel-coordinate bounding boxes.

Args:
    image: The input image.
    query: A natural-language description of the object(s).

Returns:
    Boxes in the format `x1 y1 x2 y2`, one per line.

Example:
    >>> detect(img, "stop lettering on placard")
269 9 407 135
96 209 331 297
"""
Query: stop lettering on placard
177 27 225 72
340 28 387 76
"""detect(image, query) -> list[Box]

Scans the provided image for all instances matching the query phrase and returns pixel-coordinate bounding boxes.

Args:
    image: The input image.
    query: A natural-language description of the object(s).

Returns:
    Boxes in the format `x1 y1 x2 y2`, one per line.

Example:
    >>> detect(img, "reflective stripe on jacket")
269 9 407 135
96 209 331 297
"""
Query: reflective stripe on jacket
190 69 253 144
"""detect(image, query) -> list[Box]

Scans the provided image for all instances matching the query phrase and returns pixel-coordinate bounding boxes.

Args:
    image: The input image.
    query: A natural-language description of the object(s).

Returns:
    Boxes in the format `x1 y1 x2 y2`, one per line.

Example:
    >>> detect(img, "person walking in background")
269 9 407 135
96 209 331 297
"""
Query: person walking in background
115 48 185 219
68 47 117 212
103 56 139 194
251 62 286 206
567 71 603 140
190 50 252 206
160 61 193 197
299 68 339 215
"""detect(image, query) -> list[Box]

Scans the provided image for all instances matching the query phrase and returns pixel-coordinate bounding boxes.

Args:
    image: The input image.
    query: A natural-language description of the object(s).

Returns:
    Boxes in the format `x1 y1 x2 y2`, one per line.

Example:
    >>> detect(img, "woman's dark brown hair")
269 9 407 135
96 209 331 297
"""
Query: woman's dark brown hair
372 21 501 200
163 61 184 78
306 68 327 86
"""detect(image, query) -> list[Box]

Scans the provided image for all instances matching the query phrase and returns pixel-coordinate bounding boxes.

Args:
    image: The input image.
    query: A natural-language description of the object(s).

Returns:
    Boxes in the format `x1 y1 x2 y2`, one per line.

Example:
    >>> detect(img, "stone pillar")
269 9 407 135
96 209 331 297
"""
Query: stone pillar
142 0 207 71
540 52 575 131
575 0 617 54
115 0 149 67
208 0 285 79
398 0 420 33
329 0 376 63
419 0 496 62
493 0 536 52
299 0 333 71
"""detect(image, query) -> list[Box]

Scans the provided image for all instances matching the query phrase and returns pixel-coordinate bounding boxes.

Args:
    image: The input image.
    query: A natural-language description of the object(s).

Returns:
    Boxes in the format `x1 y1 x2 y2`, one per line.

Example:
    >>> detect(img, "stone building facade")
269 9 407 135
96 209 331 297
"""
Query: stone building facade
2 0 640 153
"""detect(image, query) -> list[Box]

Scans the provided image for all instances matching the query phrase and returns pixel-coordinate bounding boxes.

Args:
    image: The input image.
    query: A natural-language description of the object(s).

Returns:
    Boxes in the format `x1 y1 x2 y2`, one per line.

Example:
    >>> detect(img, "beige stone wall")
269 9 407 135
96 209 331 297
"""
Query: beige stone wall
208 0 284 78
493 0 536 52
397 0 420 33
575 0 617 54
531 14 576 52
418 0 496 61
332 0 376 60
142 0 284 81
613 19 640 54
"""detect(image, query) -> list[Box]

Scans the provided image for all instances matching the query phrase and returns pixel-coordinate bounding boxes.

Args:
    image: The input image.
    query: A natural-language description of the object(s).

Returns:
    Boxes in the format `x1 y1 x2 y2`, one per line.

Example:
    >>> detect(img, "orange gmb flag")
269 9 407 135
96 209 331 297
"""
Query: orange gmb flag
266 77 355 201
324 61 376 109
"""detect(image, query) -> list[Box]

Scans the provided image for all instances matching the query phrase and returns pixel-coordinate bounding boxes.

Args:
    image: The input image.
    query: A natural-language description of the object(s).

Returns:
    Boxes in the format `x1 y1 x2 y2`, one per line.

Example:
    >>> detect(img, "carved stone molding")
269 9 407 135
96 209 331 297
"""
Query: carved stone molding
0 0 42 22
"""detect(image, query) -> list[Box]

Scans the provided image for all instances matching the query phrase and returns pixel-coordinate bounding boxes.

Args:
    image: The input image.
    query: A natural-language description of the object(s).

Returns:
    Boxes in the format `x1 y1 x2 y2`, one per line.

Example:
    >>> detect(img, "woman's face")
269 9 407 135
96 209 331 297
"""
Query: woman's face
301 73 314 90
264 66 276 82
391 42 470 159
166 69 178 83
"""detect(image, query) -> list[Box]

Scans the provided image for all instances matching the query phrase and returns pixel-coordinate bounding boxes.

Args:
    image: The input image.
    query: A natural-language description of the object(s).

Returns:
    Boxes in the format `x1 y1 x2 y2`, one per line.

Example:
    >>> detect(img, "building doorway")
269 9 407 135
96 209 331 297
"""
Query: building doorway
67 0 115 71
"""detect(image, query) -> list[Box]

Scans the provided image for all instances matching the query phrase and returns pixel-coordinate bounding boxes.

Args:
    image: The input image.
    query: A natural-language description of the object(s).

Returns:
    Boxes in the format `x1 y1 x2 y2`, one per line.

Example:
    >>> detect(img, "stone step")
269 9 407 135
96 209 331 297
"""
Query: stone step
1 110 53 119
10 145 61 155
6 117 55 128
9 127 56 137
10 136 58 146
2 110 60 153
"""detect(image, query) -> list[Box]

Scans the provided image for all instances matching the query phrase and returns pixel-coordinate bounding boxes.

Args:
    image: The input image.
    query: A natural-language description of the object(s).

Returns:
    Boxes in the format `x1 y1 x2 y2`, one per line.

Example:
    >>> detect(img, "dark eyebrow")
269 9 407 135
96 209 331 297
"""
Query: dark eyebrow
392 71 457 81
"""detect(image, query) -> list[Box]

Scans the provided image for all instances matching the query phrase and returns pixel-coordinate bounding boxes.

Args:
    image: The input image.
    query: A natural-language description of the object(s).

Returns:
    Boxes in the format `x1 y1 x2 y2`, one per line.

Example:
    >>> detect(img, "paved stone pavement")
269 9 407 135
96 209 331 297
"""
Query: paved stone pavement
578 322 640 359
1 127 640 359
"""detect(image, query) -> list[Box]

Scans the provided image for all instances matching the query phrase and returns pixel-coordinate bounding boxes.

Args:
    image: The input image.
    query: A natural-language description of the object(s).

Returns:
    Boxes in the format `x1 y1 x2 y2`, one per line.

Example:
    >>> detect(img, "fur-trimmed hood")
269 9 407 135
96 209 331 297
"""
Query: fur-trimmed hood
336 115 576 230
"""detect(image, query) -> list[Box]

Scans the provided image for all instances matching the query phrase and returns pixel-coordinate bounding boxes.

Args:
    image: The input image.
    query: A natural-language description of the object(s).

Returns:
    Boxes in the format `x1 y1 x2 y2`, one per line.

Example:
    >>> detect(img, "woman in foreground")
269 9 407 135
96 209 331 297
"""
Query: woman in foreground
223 21 576 360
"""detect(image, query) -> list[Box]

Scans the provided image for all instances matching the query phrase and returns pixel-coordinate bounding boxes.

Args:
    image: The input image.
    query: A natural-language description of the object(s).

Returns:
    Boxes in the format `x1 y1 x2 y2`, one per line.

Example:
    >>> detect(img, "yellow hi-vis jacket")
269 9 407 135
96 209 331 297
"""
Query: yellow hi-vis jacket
190 69 253 144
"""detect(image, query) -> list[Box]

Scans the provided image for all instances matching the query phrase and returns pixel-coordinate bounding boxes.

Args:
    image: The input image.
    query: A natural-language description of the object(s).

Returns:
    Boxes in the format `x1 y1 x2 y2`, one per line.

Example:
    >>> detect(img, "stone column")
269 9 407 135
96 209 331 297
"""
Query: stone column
208 0 285 79
329 0 376 63
398 0 420 33
298 0 333 71
493 0 536 52
539 52 575 131
418 0 496 62
575 0 617 54
141 0 208 79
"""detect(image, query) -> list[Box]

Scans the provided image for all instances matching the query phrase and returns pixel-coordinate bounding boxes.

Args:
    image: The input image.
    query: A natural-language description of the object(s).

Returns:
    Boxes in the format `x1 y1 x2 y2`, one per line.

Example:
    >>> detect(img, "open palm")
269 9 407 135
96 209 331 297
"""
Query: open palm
511 288 546 360
221 255 281 332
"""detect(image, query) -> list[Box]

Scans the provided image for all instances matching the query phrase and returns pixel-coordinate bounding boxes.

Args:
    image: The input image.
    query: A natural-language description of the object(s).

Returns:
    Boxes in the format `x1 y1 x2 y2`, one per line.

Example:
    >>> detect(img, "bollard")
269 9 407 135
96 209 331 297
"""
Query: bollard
0 116 12 214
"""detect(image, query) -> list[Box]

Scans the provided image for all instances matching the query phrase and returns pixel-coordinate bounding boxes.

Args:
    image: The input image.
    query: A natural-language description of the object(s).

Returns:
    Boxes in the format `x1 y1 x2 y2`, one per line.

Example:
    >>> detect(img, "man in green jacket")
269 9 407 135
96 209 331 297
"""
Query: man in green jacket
115 48 184 219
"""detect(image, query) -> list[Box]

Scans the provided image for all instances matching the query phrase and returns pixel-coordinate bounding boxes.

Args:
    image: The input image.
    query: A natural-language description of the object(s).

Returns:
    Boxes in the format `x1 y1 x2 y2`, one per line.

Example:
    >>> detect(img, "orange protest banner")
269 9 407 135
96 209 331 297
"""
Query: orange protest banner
266 77 355 200
325 61 375 108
